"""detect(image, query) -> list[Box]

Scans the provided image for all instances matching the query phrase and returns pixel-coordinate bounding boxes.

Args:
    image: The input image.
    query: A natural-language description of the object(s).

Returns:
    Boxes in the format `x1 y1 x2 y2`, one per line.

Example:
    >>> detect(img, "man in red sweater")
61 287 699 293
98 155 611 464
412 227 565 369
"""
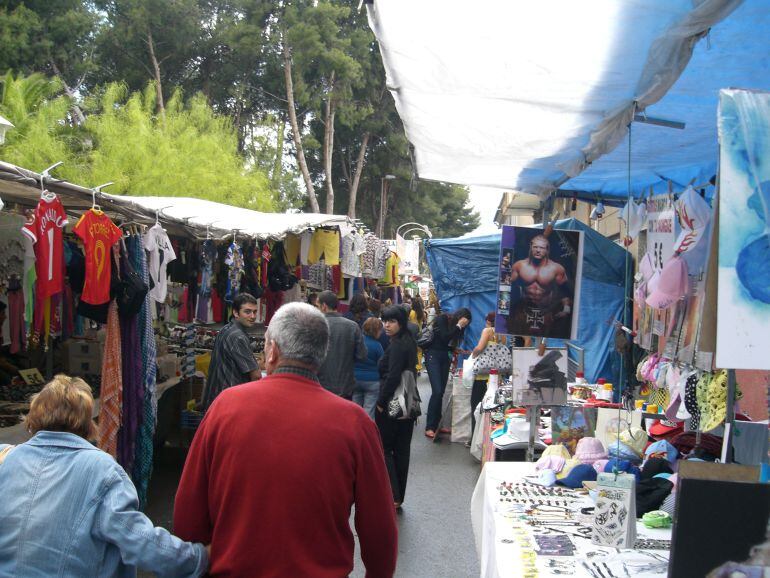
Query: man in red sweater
174 302 398 577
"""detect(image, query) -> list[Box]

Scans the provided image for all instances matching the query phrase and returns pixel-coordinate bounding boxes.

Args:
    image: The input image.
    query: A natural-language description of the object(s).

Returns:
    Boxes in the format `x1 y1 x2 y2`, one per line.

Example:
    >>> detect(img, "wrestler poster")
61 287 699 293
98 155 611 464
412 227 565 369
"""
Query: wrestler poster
495 226 583 340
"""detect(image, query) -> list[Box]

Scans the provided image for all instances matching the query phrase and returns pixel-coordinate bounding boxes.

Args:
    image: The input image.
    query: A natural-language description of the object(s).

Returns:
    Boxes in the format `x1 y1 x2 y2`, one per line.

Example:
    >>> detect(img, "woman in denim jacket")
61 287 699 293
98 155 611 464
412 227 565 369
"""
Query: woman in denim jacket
0 375 209 577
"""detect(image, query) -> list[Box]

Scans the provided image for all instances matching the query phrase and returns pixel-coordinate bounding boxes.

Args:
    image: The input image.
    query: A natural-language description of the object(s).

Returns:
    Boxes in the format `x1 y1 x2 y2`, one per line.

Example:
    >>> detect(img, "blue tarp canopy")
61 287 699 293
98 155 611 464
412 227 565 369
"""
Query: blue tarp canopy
425 219 631 383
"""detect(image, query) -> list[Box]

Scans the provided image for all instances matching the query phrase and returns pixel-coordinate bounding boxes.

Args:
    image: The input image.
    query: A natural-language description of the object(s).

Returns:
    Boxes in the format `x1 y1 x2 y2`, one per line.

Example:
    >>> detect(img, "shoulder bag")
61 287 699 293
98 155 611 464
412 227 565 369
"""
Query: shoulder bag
416 320 435 349
472 342 512 376
387 370 422 420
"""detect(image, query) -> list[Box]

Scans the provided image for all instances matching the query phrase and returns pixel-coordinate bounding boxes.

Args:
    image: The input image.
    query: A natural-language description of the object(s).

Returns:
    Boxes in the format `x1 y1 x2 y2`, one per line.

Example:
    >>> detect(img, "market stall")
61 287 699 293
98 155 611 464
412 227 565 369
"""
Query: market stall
0 159 403 504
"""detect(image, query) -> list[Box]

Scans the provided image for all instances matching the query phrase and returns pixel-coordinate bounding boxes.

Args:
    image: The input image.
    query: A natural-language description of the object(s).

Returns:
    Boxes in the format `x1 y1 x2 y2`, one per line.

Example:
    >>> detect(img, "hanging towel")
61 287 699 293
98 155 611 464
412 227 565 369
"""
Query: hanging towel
97 301 122 458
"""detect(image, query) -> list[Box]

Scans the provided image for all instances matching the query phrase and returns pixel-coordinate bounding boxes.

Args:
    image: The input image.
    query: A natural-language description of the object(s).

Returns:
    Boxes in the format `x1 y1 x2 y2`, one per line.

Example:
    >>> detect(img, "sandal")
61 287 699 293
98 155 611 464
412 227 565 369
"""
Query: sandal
424 430 436 439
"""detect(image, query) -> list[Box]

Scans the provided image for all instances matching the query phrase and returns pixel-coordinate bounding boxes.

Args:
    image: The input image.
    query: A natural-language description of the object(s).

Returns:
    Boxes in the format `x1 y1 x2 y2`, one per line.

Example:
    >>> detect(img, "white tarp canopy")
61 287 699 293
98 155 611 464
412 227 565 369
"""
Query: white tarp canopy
103 195 353 240
367 0 741 197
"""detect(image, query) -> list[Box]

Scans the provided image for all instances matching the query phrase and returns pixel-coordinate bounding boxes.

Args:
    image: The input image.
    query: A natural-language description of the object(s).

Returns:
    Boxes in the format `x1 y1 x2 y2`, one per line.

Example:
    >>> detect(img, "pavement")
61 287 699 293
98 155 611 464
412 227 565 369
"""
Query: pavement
141 374 481 578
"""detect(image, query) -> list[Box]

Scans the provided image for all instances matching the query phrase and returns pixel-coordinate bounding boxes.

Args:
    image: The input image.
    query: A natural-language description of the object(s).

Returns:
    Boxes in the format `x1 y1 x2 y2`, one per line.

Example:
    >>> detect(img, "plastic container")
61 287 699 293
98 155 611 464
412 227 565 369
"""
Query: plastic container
575 371 587 385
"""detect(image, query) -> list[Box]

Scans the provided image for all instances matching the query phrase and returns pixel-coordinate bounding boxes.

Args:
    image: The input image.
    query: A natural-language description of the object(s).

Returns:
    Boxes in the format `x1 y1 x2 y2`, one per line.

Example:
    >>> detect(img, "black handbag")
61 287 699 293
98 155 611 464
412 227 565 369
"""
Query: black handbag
416 321 435 349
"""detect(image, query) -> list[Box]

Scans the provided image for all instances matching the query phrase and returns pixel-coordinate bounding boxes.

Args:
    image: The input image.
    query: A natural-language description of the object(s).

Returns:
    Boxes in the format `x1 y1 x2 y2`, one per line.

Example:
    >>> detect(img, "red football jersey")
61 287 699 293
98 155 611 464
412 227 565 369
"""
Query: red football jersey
74 209 123 305
22 194 69 299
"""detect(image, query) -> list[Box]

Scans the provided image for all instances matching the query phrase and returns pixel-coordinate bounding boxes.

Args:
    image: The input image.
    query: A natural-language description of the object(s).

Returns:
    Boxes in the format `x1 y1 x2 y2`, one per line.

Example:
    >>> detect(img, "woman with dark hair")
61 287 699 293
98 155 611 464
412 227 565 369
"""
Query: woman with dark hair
423 307 472 438
408 295 426 373
375 305 418 509
344 292 371 325
307 292 319 308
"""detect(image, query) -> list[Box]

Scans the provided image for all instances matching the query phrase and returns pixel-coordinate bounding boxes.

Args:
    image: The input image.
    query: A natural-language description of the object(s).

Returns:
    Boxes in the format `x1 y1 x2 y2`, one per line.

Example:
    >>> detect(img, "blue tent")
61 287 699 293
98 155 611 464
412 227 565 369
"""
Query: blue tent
425 219 631 383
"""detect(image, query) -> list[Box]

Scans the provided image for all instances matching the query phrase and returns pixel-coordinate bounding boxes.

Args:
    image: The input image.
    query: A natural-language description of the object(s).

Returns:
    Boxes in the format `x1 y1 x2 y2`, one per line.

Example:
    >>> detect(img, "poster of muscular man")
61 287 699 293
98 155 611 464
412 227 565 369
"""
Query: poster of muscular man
495 226 583 340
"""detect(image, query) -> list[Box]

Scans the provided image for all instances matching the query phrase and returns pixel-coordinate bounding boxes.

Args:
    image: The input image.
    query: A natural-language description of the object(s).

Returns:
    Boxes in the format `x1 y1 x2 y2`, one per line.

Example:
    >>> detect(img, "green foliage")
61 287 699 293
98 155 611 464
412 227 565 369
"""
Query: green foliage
82 82 277 210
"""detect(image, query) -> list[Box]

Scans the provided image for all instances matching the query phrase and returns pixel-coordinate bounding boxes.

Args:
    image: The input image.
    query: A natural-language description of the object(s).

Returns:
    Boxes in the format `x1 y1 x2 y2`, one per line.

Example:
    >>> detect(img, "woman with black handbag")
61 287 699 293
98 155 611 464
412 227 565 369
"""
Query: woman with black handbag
375 305 418 510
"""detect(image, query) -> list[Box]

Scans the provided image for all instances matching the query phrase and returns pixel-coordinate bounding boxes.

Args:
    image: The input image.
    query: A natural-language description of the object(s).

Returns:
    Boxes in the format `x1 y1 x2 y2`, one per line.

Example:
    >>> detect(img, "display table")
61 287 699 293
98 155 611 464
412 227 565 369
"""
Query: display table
471 462 672 578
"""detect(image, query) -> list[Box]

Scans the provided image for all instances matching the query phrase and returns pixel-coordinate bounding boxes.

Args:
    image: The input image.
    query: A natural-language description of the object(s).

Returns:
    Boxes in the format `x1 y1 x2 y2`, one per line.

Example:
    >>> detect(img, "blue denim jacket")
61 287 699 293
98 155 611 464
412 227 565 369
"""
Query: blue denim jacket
0 431 208 577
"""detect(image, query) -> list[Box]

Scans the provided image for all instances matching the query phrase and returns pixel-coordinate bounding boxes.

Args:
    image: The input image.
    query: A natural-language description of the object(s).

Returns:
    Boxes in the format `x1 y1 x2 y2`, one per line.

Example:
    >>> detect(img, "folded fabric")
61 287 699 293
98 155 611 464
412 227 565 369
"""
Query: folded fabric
556 463 597 489
574 437 608 464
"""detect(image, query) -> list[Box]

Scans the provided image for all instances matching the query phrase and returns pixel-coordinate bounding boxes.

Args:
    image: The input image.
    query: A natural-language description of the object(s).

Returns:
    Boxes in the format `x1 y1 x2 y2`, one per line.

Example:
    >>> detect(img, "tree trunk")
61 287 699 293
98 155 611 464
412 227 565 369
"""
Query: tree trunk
272 112 286 187
50 62 86 125
283 41 320 213
323 71 336 215
347 132 370 218
146 30 165 115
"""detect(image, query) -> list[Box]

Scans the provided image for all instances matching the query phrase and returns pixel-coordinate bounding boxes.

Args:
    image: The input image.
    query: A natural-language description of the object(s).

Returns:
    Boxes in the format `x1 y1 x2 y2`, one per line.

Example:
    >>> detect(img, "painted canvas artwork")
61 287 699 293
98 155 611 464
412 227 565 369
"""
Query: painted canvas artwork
716 89 770 370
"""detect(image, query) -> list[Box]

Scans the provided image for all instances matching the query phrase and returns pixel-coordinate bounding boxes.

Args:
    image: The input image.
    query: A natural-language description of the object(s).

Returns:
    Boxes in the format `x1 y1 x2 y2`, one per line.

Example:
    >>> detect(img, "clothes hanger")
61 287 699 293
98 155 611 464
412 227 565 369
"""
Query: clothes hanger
90 182 113 213
39 161 63 201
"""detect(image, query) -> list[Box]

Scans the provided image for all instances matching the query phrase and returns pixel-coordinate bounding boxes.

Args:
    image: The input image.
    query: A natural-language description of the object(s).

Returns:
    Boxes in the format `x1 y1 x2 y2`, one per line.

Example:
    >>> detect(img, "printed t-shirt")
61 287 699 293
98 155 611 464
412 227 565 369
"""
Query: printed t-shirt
21 194 68 299
308 229 340 265
341 233 365 277
73 209 122 305
143 223 177 303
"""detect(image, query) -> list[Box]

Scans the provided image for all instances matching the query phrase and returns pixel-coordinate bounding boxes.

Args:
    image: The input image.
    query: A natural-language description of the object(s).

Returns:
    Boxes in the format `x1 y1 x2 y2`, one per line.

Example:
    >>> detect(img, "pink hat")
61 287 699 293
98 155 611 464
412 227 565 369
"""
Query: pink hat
646 256 689 310
592 459 609 474
673 187 712 255
536 455 567 473
574 437 608 464
635 253 660 303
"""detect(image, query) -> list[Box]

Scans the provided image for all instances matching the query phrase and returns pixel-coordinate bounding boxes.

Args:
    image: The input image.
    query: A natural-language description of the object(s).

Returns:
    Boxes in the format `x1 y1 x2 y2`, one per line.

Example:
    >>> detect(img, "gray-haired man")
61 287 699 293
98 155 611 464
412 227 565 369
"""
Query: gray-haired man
175 303 397 577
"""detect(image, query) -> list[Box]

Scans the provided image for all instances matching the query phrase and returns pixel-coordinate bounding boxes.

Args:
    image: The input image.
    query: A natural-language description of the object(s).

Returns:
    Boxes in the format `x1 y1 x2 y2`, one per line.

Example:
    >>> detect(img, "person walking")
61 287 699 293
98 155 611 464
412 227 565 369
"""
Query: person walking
0 374 209 577
344 292 371 326
375 305 418 509
201 293 261 410
354 317 385 419
174 303 397 577
468 312 507 435
423 307 472 439
317 290 367 399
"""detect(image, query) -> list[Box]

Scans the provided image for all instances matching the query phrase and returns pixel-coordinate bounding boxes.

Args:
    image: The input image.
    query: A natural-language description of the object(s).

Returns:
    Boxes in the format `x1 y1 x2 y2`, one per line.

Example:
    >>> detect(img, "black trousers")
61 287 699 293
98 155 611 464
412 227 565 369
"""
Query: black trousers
470 378 487 434
375 411 415 503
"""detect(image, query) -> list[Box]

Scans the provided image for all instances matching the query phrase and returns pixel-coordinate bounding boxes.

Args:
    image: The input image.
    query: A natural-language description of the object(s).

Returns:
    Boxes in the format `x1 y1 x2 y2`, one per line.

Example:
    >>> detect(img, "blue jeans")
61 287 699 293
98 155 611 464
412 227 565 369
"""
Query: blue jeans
353 380 380 420
424 349 450 431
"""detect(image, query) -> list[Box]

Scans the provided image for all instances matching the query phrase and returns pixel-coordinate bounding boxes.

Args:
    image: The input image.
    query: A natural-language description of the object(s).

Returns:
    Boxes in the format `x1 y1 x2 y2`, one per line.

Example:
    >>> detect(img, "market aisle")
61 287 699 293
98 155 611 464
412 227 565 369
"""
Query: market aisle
141 374 481 578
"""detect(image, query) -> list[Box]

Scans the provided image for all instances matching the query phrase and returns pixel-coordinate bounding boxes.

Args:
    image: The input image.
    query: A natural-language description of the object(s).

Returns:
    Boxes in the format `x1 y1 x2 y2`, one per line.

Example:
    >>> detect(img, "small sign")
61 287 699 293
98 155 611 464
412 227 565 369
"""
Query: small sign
19 368 45 386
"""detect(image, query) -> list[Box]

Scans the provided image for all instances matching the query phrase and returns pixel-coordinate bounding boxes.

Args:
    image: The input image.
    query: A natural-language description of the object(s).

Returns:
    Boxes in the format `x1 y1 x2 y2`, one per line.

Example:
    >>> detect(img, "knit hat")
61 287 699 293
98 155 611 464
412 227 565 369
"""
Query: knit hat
592 459 609 474
574 437 608 464
619 426 649 457
556 463 597 489
541 444 571 460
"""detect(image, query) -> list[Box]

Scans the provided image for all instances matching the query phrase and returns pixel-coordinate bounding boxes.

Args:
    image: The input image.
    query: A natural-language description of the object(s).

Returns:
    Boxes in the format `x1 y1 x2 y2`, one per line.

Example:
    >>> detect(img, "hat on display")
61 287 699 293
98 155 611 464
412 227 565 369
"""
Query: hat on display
682 373 701 429
592 459 610 474
619 426 649 457
556 458 582 480
635 253 660 304
636 478 674 516
620 199 647 240
669 431 723 458
541 444 571 460
535 455 567 473
493 420 546 450
574 437 608 464
604 459 641 479
701 370 741 432
673 186 712 255
646 256 689 310
527 469 557 487
644 440 679 466
556 463 597 489
640 457 674 480
649 419 684 439
607 441 643 464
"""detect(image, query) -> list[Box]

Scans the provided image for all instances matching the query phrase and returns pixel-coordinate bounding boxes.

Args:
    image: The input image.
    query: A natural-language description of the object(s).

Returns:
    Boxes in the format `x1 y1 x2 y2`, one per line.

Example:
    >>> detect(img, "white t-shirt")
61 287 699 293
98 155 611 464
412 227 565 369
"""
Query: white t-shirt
143 223 177 303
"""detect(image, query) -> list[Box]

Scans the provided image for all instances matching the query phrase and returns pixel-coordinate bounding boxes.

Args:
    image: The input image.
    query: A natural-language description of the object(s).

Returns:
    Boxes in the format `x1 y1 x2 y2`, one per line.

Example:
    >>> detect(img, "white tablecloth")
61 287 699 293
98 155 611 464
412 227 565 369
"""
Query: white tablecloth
471 462 672 578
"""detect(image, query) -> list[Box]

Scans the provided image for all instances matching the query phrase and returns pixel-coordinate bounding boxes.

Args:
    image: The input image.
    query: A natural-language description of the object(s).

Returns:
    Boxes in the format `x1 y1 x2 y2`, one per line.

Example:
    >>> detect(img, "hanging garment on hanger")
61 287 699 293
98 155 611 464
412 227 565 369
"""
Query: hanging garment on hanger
74 209 123 305
98 301 123 459
21 194 68 299
7 281 24 354
225 241 244 303
143 223 177 303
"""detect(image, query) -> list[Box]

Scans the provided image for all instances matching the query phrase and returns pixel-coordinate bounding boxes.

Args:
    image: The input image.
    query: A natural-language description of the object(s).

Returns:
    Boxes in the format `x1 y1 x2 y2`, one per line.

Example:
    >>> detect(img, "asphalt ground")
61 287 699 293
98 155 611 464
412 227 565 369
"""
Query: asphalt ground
141 374 481 577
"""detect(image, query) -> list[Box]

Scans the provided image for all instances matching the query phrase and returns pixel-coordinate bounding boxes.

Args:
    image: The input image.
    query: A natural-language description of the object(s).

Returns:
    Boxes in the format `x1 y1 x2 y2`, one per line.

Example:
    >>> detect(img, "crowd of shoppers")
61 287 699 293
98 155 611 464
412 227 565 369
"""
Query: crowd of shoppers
0 288 484 576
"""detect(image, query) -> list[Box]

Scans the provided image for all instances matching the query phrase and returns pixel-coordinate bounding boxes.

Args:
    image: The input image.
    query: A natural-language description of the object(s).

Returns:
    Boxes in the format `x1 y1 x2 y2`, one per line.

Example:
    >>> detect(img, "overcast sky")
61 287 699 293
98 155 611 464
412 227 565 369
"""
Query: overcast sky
467 186 506 236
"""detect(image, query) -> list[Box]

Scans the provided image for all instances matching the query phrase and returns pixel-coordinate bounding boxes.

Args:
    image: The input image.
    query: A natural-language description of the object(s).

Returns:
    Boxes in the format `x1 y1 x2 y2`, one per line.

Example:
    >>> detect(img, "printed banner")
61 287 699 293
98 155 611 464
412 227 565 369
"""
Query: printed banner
495 226 583 340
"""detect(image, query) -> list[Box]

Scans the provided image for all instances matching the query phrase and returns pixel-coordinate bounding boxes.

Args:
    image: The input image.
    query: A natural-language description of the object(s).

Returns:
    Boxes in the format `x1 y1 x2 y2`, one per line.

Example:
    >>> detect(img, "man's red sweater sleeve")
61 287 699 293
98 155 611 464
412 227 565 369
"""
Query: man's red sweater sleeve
353 416 398 578
173 413 213 544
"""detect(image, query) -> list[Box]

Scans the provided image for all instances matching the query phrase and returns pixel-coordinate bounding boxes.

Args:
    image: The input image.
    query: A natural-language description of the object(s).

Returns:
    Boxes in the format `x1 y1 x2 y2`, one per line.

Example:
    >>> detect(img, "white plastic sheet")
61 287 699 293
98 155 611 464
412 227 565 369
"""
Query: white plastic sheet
368 0 741 197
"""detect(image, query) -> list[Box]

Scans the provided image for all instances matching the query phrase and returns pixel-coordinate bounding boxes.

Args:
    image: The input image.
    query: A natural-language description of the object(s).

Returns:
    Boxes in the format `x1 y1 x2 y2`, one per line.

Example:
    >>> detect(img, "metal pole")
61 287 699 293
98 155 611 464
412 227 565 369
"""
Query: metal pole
526 404 539 462
722 369 737 463
378 178 385 238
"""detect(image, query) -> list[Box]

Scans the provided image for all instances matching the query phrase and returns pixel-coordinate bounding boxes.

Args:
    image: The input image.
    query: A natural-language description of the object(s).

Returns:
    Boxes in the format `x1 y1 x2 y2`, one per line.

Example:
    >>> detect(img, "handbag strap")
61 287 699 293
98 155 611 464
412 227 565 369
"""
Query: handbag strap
0 445 15 465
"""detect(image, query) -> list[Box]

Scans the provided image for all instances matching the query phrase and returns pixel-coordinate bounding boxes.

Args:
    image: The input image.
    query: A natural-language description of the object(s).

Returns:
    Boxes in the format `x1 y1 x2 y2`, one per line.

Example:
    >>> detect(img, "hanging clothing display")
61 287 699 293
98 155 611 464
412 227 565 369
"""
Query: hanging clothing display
21 192 68 299
143 223 177 303
73 209 123 305
341 232 365 277
225 241 244 303
98 301 123 459
307 229 340 265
